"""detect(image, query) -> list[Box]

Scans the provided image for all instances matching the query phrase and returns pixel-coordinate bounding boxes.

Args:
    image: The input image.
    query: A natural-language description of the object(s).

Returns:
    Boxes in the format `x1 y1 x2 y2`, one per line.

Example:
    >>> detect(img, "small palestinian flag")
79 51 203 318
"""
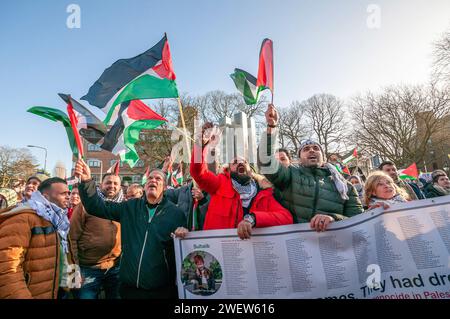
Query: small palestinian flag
106 160 120 175
101 100 167 168
27 106 80 158
342 148 358 165
141 166 150 185
230 68 264 105
231 38 273 105
58 94 107 144
82 34 179 125
399 163 419 180
343 166 351 175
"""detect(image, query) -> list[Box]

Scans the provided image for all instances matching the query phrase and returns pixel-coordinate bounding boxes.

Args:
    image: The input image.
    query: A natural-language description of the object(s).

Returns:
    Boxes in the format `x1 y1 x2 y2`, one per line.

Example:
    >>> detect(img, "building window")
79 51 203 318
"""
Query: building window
88 159 101 167
109 160 125 168
136 160 145 168
87 143 101 152
132 175 142 183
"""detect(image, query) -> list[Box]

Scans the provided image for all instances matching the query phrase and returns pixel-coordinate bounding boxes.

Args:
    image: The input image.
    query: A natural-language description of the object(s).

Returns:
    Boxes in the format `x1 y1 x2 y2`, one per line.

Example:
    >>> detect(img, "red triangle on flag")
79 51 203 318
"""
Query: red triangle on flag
402 163 419 179
343 166 351 175
107 160 120 176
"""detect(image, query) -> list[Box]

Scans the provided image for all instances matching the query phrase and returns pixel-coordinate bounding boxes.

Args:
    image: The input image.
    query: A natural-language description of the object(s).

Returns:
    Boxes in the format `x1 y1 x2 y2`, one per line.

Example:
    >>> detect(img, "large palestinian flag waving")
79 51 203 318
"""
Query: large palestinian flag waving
58 93 107 145
81 34 179 125
101 100 167 168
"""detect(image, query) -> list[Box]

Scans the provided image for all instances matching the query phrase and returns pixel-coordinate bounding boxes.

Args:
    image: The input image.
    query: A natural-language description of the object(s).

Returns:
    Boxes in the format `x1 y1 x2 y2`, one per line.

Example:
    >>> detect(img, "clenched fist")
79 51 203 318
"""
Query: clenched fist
265 104 278 131
74 158 92 182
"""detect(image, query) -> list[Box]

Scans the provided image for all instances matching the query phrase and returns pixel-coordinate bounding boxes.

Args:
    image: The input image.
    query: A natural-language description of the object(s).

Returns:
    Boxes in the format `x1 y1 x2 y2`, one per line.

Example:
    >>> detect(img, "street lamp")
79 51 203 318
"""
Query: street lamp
27 145 47 173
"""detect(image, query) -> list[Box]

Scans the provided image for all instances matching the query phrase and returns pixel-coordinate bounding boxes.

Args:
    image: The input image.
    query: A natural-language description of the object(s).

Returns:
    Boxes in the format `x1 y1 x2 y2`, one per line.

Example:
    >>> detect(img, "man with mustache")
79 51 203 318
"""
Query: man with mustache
69 173 123 299
259 104 363 232
179 123 293 240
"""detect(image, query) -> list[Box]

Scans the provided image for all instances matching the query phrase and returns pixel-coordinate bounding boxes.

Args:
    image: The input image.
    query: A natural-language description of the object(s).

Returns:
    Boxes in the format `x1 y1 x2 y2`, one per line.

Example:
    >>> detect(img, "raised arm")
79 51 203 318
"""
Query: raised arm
190 123 222 195
258 104 292 188
75 159 125 222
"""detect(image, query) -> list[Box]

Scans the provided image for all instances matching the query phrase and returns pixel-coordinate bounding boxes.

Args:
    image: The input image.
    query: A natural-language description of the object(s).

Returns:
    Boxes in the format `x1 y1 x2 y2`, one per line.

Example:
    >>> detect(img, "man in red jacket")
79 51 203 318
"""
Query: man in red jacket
177 123 293 240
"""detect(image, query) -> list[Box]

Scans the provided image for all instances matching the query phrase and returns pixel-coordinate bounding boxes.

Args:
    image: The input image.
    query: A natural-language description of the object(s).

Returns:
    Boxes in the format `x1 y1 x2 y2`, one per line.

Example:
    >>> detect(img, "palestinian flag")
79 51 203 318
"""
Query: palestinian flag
399 163 419 180
231 38 273 105
27 106 80 158
230 68 265 105
106 160 120 175
141 166 150 185
342 148 358 165
81 34 179 125
343 166 351 175
101 99 167 168
66 99 85 158
58 94 107 144
256 38 274 93
334 164 344 174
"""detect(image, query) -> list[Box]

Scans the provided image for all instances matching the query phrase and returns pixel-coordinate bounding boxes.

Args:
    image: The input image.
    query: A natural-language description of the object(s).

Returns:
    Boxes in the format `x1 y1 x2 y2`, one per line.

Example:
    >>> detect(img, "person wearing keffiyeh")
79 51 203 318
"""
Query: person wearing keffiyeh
0 177 80 299
259 104 364 232
69 172 123 299
175 122 294 241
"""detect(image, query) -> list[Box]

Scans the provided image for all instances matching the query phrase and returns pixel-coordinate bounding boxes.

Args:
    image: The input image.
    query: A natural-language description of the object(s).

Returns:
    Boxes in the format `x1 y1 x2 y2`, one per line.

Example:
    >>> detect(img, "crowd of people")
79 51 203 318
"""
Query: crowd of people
0 104 449 299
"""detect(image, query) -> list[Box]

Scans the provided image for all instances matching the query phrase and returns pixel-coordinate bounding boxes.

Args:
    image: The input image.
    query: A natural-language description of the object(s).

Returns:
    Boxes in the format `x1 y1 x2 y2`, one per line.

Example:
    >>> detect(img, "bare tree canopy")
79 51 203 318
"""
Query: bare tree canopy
277 101 309 154
0 146 38 187
351 84 450 167
182 90 267 124
303 94 348 158
432 28 450 85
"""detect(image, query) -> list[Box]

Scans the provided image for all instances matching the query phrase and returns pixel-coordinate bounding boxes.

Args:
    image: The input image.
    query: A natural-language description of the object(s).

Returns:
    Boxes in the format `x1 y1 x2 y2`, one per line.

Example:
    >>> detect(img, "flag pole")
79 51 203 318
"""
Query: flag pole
176 98 192 163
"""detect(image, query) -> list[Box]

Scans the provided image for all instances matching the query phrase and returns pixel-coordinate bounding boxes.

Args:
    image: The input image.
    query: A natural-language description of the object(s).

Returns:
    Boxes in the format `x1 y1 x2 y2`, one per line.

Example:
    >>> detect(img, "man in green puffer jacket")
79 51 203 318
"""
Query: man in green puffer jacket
74 159 186 299
259 104 363 231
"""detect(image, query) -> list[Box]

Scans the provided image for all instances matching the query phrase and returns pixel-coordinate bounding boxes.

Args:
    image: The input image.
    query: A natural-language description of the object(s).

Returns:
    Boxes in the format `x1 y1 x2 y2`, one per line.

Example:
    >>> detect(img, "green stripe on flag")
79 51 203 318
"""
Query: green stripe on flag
104 75 179 125
120 119 166 168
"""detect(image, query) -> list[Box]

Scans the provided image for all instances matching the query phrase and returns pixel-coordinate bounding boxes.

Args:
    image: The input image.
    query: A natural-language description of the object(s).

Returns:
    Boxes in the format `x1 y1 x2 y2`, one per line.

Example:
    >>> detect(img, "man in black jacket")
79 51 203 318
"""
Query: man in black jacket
74 158 186 299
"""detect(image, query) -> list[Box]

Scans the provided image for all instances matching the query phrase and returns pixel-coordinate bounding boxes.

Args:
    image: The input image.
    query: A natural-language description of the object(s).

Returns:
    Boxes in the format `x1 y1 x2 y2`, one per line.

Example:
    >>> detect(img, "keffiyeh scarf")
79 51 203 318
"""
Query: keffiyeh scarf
28 191 70 253
231 178 258 208
96 187 124 203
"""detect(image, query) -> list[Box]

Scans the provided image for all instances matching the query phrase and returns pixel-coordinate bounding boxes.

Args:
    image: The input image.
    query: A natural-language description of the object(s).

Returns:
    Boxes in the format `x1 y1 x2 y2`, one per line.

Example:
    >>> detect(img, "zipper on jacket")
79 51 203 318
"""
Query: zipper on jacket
51 230 59 299
136 205 160 288
312 172 320 216
136 230 149 288
163 248 169 276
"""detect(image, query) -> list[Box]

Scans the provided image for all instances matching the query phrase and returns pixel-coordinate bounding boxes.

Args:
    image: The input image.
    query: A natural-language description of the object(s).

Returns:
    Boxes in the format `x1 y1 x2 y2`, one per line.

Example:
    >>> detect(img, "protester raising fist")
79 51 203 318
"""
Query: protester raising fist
74 158 92 182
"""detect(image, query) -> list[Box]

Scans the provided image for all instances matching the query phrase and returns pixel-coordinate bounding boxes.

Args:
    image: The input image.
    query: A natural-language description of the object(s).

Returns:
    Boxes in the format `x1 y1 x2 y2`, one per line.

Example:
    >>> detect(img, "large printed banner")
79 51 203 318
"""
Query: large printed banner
174 196 450 299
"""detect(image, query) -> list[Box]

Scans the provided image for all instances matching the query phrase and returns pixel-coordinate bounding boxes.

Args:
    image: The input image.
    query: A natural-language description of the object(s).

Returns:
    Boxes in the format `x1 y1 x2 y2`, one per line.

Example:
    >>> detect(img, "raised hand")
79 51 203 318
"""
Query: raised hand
74 158 92 182
265 103 278 128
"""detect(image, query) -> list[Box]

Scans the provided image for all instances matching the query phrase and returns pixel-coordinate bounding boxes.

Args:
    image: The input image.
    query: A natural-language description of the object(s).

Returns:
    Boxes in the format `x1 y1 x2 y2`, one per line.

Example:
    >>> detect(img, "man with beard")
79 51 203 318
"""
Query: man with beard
69 173 124 299
259 104 363 232
0 177 79 298
183 123 293 240
378 161 425 200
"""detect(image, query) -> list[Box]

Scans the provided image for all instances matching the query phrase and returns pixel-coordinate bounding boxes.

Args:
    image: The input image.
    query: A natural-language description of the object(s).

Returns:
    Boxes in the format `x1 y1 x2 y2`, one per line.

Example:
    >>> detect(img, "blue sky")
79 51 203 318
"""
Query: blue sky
1 0 449 175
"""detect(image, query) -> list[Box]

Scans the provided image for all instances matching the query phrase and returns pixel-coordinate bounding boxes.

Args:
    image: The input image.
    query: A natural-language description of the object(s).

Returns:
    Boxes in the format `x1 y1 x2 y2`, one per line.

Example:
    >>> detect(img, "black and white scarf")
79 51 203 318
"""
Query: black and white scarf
231 178 258 208
28 191 70 253
96 187 124 203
